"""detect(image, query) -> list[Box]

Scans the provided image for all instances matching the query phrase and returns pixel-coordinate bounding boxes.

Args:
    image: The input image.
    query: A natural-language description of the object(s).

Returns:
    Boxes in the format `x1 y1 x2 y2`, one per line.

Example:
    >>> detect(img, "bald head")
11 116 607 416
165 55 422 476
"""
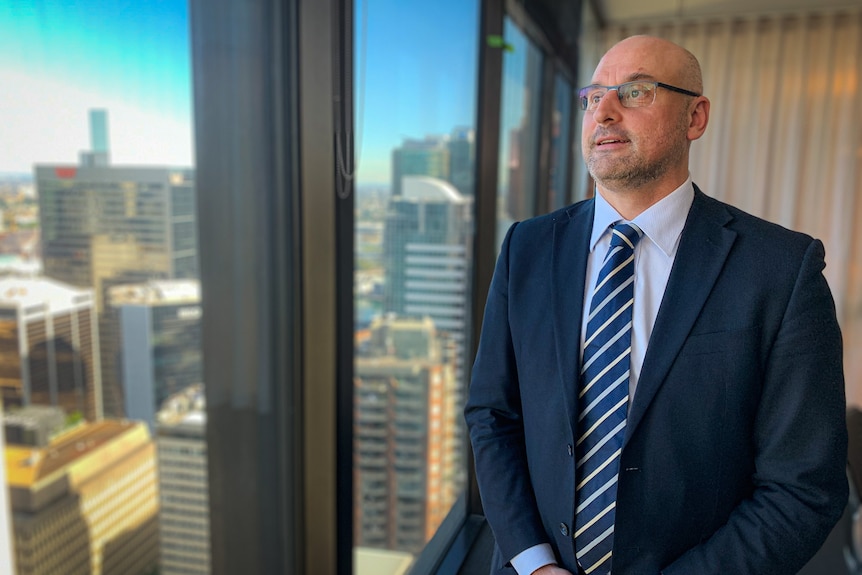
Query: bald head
581 35 711 216
595 35 703 95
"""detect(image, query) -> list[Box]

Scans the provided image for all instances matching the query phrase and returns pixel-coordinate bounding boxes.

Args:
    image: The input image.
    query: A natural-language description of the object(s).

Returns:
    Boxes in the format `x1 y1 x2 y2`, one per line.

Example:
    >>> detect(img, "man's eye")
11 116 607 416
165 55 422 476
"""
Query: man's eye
629 89 641 98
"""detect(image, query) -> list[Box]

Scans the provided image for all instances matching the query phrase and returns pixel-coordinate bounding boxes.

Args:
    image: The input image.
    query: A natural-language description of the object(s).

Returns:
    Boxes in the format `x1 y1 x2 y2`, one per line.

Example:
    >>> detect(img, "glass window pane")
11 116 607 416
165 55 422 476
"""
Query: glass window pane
353 1 479 572
0 2 207 574
496 17 544 244
548 73 573 211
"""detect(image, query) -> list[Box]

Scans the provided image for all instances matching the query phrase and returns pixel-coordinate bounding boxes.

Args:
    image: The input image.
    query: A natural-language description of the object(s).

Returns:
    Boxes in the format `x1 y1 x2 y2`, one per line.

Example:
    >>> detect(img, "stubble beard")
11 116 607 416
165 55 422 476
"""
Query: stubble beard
586 115 690 191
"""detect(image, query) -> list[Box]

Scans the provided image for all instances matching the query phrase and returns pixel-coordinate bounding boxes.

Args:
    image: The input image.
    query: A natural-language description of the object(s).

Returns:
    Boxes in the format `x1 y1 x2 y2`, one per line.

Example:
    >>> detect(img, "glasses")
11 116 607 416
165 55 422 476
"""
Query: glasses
578 81 700 111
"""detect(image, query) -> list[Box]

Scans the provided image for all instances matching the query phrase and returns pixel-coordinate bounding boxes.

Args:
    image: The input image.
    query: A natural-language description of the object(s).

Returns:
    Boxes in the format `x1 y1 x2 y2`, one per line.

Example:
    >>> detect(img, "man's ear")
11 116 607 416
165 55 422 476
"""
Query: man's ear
687 96 710 141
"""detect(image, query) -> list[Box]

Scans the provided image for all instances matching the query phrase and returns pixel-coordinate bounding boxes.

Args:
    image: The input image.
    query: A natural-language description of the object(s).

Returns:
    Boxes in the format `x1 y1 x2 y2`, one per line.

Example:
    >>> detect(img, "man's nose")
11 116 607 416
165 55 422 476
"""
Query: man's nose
592 89 622 124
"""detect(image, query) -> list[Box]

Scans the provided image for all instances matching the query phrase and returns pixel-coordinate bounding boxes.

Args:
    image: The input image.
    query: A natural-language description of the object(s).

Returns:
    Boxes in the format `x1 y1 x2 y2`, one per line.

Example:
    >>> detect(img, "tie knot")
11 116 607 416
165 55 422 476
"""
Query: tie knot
609 222 643 251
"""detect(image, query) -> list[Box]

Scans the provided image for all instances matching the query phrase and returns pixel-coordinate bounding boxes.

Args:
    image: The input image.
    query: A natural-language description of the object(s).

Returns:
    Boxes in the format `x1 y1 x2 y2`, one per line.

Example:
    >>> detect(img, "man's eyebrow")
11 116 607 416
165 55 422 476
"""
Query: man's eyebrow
625 72 657 82
588 71 658 85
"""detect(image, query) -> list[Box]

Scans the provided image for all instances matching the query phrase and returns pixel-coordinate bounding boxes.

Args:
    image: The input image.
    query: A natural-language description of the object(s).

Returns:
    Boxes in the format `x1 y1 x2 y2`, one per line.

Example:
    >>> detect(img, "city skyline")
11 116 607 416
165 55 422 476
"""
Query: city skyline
0 2 482 571
0 0 480 185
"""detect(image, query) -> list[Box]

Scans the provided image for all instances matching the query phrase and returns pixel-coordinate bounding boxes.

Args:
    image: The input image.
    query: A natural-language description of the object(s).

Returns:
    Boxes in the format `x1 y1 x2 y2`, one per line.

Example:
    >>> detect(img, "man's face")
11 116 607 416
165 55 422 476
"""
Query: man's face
581 38 695 192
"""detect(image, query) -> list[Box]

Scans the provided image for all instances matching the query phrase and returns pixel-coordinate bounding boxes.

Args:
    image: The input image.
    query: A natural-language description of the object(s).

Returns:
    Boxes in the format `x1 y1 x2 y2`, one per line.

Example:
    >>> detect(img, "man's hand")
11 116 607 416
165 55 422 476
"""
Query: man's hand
531 565 573 575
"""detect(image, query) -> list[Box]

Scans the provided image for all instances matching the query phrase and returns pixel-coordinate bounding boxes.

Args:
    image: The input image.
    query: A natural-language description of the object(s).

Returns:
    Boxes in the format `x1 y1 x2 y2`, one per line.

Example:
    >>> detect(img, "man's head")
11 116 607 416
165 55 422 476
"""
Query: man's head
581 35 710 205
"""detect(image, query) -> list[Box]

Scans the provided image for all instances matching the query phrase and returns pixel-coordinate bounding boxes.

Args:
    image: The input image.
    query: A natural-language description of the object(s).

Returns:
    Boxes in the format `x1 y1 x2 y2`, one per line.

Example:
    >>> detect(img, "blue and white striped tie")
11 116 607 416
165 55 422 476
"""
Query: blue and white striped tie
575 221 643 575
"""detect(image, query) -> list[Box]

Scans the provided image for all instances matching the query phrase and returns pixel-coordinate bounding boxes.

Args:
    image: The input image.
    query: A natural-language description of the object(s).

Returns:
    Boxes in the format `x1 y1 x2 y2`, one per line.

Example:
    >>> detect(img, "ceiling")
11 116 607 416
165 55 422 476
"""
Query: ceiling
594 0 862 24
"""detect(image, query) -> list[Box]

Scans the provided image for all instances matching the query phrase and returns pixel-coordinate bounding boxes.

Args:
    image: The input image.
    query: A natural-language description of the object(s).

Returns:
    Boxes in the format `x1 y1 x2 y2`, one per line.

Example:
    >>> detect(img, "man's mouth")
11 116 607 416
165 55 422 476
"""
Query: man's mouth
596 137 630 146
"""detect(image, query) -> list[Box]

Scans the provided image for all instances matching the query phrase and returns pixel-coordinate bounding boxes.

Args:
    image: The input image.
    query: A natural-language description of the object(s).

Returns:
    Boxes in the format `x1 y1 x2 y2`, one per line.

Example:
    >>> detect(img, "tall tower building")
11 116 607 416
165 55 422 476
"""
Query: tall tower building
155 384 210 575
446 127 475 197
81 109 110 167
354 316 460 553
5 419 159 575
382 176 472 379
107 280 202 429
391 137 450 197
0 277 102 421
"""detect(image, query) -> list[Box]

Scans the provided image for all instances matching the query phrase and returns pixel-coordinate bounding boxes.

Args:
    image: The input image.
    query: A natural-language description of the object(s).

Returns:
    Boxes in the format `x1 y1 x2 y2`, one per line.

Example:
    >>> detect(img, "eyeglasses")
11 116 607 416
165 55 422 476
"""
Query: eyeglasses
578 81 700 111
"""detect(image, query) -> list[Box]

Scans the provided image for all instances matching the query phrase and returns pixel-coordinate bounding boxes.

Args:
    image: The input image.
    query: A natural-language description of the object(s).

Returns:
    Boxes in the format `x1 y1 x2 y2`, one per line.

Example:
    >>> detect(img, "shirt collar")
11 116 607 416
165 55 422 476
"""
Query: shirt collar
590 176 695 258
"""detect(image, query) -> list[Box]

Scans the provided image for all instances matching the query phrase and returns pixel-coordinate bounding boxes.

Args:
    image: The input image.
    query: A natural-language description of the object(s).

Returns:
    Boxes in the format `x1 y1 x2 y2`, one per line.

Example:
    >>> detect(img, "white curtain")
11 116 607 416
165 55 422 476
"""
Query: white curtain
577 7 862 406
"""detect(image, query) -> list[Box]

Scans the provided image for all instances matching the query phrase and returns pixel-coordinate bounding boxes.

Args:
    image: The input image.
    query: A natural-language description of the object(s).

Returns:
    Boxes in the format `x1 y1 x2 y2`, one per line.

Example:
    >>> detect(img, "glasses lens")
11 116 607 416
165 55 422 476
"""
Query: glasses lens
579 86 607 111
619 82 656 108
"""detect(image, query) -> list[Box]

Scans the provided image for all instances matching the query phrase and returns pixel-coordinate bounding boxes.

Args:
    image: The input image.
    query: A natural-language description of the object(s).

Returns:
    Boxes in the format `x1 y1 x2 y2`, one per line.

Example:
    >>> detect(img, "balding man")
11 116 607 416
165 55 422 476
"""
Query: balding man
465 35 847 575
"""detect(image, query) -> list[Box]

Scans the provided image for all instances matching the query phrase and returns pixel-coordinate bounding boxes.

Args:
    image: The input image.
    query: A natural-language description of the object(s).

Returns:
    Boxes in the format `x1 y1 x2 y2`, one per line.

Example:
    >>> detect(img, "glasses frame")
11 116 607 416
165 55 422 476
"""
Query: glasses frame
578 81 701 111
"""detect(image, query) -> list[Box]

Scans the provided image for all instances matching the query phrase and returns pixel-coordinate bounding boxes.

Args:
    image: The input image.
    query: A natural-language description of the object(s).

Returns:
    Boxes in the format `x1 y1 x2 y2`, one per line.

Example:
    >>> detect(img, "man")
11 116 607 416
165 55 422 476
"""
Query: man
464 35 847 575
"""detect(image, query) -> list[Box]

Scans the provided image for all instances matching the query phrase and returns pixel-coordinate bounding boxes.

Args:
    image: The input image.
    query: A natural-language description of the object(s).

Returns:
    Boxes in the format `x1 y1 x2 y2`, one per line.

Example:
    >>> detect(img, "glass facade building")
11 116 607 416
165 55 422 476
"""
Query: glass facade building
0 278 101 421
37 165 198 308
110 280 202 429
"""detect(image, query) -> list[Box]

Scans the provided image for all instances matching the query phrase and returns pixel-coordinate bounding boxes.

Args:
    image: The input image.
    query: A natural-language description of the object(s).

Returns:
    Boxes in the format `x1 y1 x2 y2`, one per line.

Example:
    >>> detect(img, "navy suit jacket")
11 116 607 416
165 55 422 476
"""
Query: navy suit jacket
465 187 848 574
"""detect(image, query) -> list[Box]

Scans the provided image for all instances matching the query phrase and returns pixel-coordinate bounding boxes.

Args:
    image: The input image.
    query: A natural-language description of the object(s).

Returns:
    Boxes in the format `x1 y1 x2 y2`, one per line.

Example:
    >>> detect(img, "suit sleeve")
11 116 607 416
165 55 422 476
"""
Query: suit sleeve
464 223 551 566
663 238 848 574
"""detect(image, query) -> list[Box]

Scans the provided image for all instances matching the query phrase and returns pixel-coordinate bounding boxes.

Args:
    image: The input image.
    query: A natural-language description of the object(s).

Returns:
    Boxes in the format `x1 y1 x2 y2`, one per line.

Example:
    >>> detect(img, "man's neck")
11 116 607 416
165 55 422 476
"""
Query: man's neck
596 174 690 220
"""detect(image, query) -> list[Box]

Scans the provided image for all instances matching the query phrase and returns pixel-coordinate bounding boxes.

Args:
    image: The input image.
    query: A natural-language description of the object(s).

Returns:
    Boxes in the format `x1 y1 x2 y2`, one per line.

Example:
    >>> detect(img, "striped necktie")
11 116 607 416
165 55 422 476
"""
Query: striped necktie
575 221 643 575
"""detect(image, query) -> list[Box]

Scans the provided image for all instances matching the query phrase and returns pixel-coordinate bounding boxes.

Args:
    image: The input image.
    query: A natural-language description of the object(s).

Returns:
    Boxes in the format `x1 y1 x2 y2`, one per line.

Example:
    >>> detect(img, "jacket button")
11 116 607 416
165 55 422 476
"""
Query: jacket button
567 444 574 456
559 522 569 536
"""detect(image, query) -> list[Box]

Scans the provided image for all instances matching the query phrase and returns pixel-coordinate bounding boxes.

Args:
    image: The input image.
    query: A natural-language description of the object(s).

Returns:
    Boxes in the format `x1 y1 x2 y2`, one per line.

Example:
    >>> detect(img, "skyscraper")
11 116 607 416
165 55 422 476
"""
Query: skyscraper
382 176 472 376
446 127 475 197
155 384 210 575
5 419 159 575
108 280 202 429
0 277 102 421
354 316 459 553
36 164 198 310
82 109 110 167
391 137 450 198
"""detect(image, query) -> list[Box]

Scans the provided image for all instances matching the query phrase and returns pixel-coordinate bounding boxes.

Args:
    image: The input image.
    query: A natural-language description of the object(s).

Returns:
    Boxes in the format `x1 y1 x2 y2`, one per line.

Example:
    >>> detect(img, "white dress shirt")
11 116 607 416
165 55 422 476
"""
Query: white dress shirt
511 178 695 575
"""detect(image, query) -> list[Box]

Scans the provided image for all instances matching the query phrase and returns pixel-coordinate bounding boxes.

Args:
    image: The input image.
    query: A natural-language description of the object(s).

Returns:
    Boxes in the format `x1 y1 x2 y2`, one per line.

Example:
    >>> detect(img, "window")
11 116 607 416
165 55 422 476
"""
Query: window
497 16 545 241
548 73 574 211
352 0 480 572
0 2 207 574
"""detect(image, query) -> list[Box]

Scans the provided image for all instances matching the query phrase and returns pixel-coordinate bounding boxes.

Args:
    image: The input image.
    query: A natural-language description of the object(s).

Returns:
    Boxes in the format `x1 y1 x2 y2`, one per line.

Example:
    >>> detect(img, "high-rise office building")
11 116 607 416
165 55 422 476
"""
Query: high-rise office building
5 419 159 575
354 316 459 553
107 280 202 429
391 137 450 198
446 127 475 197
155 384 210 575
0 277 102 421
382 176 472 377
36 163 197 310
36 110 198 418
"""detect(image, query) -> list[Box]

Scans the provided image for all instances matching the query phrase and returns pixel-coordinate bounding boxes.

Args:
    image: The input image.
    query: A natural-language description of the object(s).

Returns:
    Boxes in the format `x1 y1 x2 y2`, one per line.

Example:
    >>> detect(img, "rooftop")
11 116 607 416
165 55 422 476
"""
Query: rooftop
402 176 467 204
0 277 93 315
5 419 144 489
108 279 200 306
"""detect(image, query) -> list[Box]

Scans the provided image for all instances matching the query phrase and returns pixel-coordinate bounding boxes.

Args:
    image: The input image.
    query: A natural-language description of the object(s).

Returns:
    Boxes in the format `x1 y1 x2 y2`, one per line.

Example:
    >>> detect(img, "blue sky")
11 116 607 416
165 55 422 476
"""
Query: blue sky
0 0 193 173
355 0 480 184
0 0 480 184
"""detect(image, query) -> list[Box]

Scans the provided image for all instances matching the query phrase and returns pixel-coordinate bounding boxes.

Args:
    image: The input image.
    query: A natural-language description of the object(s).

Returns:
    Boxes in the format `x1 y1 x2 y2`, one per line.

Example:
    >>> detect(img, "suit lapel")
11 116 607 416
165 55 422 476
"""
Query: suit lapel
552 200 594 429
623 188 737 448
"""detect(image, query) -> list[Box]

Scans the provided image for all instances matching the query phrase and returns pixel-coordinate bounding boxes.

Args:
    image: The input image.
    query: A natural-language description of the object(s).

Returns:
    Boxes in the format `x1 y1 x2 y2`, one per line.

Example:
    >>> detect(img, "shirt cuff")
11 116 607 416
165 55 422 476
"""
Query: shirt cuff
510 543 556 575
